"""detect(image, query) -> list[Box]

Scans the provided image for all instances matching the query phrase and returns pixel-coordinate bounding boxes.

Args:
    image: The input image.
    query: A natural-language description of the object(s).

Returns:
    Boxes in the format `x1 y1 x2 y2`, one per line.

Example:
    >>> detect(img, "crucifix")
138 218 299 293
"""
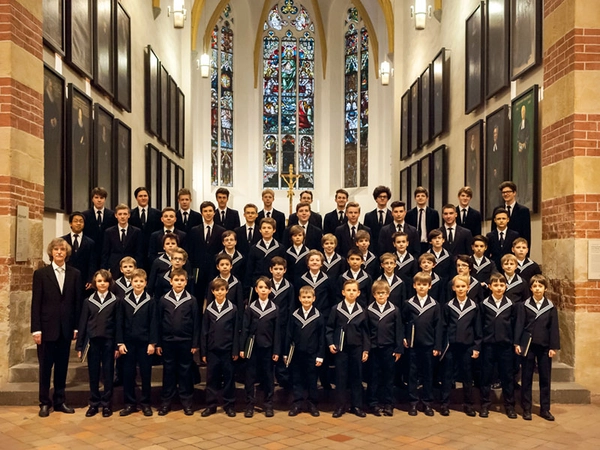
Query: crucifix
281 164 302 217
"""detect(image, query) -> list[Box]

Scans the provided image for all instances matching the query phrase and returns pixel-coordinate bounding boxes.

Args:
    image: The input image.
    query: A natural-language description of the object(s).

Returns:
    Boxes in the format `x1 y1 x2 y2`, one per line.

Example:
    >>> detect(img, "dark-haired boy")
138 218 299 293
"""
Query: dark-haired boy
206 254 244 320
214 187 241 231
244 217 285 290
338 248 373 307
355 230 379 279
62 211 97 293
322 233 347 281
512 238 542 285
486 208 519 271
405 187 440 255
218 230 245 282
427 229 454 289
285 225 310 283
130 187 162 269
377 253 407 307
147 207 187 263
363 185 393 256
470 235 497 289
378 201 420 256
234 203 261 257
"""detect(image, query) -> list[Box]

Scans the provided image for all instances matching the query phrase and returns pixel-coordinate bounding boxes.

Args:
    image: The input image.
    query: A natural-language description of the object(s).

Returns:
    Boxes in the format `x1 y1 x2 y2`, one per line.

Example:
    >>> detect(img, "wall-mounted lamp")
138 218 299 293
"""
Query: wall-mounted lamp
380 61 393 86
199 53 210 78
410 0 432 30
168 0 187 29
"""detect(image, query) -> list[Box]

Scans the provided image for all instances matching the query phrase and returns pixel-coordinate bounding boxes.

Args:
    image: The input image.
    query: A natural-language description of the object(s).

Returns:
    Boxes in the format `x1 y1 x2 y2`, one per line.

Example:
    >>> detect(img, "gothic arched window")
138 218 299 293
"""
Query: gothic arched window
262 0 315 189
344 6 369 188
211 4 234 186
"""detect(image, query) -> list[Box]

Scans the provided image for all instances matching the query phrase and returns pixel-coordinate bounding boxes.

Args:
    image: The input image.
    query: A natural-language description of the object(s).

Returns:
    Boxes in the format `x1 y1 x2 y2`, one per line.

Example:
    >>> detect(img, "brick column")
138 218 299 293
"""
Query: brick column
542 0 600 391
0 0 45 385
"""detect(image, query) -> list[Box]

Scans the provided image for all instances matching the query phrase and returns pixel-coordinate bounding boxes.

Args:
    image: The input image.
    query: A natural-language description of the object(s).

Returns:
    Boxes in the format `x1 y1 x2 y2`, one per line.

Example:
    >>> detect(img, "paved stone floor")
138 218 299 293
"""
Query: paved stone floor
1 402 600 449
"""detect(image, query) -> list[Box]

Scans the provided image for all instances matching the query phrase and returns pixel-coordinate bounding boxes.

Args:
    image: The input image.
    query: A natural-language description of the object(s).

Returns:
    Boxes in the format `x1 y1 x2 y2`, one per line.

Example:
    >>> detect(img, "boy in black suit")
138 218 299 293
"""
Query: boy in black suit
244 217 285 290
116 269 157 417
218 230 245 281
257 189 286 242
363 185 393 256
156 268 200 416
502 254 529 303
447 255 483 304
215 187 241 231
284 202 322 250
427 230 453 299
322 233 347 281
175 188 202 233
150 247 193 300
240 277 280 417
439 204 473 257
101 204 143 278
206 254 244 323
327 279 370 418
487 208 519 270
62 211 97 293
512 238 542 284
366 280 403 417
288 191 323 230
323 189 349 235
356 230 379 279
76 269 119 417
130 187 162 270
338 248 373 307
334 201 371 258
405 187 440 255
201 278 240 417
377 253 407 307
285 225 310 283
470 235 497 290
234 203 261 257
393 232 419 288
515 275 560 421
284 286 325 417
456 186 482 237
439 275 481 417
148 207 187 263
402 272 443 416
418 253 443 303
82 187 117 268
495 181 531 245
378 201 420 256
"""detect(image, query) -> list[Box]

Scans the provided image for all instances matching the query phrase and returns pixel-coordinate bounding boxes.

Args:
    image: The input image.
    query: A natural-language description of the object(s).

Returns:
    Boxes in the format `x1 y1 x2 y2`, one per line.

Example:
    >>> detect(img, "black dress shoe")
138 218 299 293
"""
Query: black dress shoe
424 405 434 417
523 410 532 420
120 405 137 416
142 406 153 417
54 403 75 414
183 407 194 416
408 405 418 416
332 407 344 418
265 407 274 417
383 405 393 417
308 405 320 417
102 407 112 417
464 405 476 417
479 407 489 418
288 405 301 416
201 407 216 417
157 406 170 416
349 407 366 418
85 406 98 417
540 410 555 421
439 405 450 416
225 407 236 417
39 405 50 417
370 406 382 416
244 407 254 418
506 407 517 419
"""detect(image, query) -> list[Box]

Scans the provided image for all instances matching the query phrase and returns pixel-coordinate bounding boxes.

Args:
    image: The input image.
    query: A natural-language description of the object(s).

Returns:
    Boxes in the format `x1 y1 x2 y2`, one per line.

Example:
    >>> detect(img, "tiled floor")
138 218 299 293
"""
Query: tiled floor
1 402 600 449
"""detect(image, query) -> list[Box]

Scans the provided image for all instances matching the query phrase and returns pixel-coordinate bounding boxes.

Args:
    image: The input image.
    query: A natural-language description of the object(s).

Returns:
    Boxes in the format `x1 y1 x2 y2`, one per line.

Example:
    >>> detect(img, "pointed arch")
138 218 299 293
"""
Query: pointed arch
377 0 394 55
351 0 379 79
191 0 208 52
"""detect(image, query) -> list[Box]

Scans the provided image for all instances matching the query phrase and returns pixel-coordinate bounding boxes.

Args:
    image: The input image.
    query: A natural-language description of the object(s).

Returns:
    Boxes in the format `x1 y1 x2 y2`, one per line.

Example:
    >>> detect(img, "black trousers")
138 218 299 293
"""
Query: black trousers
366 346 396 407
206 349 236 409
290 350 319 407
245 347 274 408
407 345 434 406
122 340 153 407
480 342 515 408
87 337 115 408
334 345 363 409
161 340 195 408
37 335 72 407
441 344 474 406
521 344 552 412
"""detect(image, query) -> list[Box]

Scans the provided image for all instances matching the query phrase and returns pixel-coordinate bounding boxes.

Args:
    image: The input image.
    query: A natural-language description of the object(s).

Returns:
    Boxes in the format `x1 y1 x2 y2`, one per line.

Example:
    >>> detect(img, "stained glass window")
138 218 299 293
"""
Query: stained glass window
211 4 234 186
344 7 369 188
262 1 315 189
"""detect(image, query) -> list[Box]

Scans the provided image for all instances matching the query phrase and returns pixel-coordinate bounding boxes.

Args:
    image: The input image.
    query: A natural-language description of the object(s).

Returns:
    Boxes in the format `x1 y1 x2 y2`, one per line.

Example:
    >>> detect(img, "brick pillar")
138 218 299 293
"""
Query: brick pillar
542 0 600 392
0 0 45 385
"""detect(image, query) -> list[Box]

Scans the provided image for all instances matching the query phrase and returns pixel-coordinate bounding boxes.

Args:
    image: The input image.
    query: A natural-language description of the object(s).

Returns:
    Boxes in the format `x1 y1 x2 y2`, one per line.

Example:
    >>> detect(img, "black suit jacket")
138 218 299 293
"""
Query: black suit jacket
62 233 97 286
257 209 287 242
288 212 323 230
334 223 371 258
283 223 323 250
101 225 144 277
82 208 117 266
130 206 162 269
188 223 226 292
439 224 473 256
363 209 393 255
148 229 187 262
455 206 482 237
234 224 261 256
31 264 82 341
215 208 241 231
486 229 519 270
377 222 420 256
175 209 202 233
492 202 531 245
405 206 440 242
323 209 347 235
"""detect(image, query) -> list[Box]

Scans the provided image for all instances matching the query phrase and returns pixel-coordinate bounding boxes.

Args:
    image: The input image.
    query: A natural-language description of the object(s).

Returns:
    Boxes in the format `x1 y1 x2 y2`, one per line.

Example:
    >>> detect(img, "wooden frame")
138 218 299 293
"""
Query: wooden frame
420 64 432 146
177 87 185 158
410 79 421 155
465 3 484 114
420 154 431 196
67 83 93 213
169 159 177 207
160 64 169 144
409 163 420 208
400 167 410 208
93 0 115 97
160 153 170 208
464 120 484 214
93 103 114 208
485 105 510 219
400 90 410 161
168 76 178 152
177 166 185 196
44 64 66 212
485 0 509 99
511 85 539 212
432 48 447 138
146 144 160 210
114 2 132 112
43 0 65 55
113 119 131 206
431 145 447 214
510 0 542 80
66 0 93 78
145 46 160 137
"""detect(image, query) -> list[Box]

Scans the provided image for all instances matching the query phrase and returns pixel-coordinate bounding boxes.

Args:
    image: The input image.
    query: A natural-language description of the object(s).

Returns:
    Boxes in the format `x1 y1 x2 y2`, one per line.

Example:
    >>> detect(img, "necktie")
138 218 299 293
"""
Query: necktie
339 211 344 223
506 205 512 216
55 266 65 293
183 211 188 225
499 231 505 248
141 208 146 226
418 208 424 239
447 228 454 244
266 211 271 218
248 227 253 242
397 224 401 232
121 228 126 243
72 234 79 252
351 226 356 240
462 208 467 224
221 210 225 223
165 229 172 233
206 226 211 243
378 210 384 225
97 210 102 227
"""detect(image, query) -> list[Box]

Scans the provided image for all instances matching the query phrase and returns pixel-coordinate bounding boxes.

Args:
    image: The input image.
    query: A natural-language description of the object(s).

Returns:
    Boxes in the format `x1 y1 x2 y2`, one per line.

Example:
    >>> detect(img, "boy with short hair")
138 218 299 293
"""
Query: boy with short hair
427 229 454 285
218 230 245 281
235 203 261 257
244 217 285 290
355 230 379 279
321 233 347 281
148 234 181 294
501 254 528 304
285 225 310 283
175 188 202 233
112 256 136 299
200 278 239 417
206 254 244 318
486 208 519 270
101 204 143 279
446 255 483 304
156 268 200 416
456 186 482 237
327 279 370 418
150 247 193 299
257 189 286 242
418 253 443 303
284 202 322 250
393 232 419 286
512 238 541 284
377 253 407 307
470 235 497 289
366 280 403 417
338 248 373 307
405 187 440 255
214 187 241 231
334 202 371 258
148 207 187 263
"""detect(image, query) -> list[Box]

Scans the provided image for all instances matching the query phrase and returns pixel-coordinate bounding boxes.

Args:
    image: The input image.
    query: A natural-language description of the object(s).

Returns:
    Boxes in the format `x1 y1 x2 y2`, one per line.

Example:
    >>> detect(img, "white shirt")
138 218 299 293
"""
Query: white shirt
310 272 320 283
505 274 515 284
350 269 361 279
302 307 312 319
492 295 503 308
258 298 269 310
263 238 273 248
534 297 545 309
273 280 282 290
215 300 225 312
98 292 107 303
294 244 303 254
385 274 395 285
497 229 507 239
173 290 184 301
134 293 143 303
377 301 387 312
473 255 483 266
344 300 356 314
417 295 428 307
457 298 467 310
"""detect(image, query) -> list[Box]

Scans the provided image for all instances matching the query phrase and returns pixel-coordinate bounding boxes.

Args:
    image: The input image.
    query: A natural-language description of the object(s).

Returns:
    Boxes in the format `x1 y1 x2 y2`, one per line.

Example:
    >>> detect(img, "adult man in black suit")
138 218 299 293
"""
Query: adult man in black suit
288 191 323 229
378 201 419 256
492 181 531 245
405 187 440 255
455 186 482 237
257 188 286 242
323 189 349 235
214 187 241 231
31 238 82 417
363 185 393 256
148 207 187 263
235 203 261 257
283 202 323 250
129 187 162 270
175 188 202 233
82 187 117 268
439 204 473 257
61 212 96 293
334 201 371 258
101 204 144 278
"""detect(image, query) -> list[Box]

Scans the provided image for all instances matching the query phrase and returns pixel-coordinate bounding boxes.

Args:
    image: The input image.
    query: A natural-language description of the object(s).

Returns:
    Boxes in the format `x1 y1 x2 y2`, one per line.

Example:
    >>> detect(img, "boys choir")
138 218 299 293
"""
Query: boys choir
32 182 559 422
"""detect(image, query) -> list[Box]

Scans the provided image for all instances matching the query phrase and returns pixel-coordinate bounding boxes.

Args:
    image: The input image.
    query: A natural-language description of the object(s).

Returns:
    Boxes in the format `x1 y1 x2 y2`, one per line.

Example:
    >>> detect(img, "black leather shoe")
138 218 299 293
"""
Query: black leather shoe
183 407 194 416
349 407 366 418
371 406 382 416
288 405 301 417
439 405 450 416
142 406 153 417
39 405 50 417
408 405 418 416
540 410 555 421
120 405 137 416
332 407 344 418
308 405 320 417
54 403 75 414
201 407 216 417
225 407 236 417
464 405 476 417
265 407 274 417
479 406 489 418
157 406 170 416
523 409 532 420
102 407 112 417
383 405 393 417
244 407 254 418
424 405 434 416
506 407 517 419
85 406 98 417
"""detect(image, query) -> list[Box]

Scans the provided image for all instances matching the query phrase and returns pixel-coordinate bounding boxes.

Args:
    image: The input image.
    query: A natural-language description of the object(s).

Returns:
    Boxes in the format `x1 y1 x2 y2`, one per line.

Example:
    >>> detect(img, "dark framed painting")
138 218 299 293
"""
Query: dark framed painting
432 48 446 138
93 0 115 97
168 76 178 152
66 0 93 78
486 0 509 99
43 0 65 55
169 160 177 207
410 79 421 154
145 46 160 137
177 87 185 158
66 84 92 213
420 65 432 146
409 163 420 207
114 2 132 112
511 85 539 212
465 120 484 214
93 103 114 208
420 154 431 196
159 64 169 144
400 90 410 160
113 119 131 206
160 153 170 208
431 145 447 214
485 105 510 219
44 65 66 212
511 0 542 80
400 167 410 208
146 144 160 209
176 166 185 196
465 3 484 114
